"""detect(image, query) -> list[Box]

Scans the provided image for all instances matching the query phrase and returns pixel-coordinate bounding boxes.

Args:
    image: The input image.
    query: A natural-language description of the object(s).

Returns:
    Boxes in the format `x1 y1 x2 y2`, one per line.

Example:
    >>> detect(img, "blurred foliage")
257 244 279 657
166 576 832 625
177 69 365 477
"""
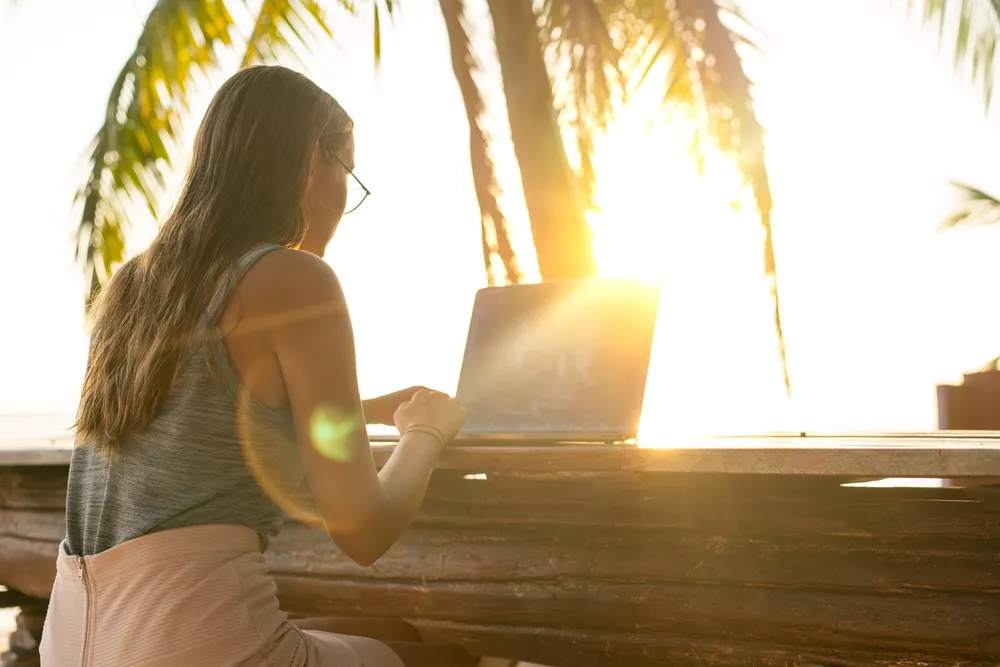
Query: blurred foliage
77 0 346 309
941 181 1000 228
908 4 1000 230
907 0 1000 112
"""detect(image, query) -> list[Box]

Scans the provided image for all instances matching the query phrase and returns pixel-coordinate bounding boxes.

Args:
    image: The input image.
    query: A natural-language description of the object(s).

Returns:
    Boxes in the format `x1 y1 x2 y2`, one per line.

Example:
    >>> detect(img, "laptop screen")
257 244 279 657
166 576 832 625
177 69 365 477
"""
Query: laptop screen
455 279 661 440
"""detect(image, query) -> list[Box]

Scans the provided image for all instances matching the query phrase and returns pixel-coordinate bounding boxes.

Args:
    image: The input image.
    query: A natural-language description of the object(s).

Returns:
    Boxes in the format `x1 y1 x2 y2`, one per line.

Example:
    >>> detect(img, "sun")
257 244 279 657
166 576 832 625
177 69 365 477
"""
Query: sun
586 116 795 443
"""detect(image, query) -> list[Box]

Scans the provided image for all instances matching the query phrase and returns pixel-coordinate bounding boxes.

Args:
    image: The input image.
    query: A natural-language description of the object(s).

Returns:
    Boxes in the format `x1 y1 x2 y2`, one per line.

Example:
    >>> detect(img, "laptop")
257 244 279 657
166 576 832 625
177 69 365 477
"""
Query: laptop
452 278 661 444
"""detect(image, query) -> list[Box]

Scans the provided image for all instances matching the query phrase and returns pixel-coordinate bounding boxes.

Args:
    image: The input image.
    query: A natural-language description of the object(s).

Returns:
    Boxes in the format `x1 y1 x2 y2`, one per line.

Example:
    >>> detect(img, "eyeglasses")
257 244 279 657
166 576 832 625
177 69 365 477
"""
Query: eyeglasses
335 155 370 214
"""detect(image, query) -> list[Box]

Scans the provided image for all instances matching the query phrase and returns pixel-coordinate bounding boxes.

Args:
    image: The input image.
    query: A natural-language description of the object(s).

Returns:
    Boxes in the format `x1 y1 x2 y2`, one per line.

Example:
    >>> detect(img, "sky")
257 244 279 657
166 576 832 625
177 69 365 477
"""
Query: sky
2 0 1000 440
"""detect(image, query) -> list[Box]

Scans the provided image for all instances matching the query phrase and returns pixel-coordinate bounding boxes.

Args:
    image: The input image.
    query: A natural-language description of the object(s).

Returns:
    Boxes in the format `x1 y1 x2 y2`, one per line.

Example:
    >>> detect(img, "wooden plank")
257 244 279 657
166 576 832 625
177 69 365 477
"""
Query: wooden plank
5 468 999 538
0 535 57 599
410 474 1000 538
5 434 1000 475
0 510 65 542
0 468 70 509
413 621 990 667
622 444 1000 477
2 467 998 538
0 448 71 467
273 574 999 655
700 431 1000 440
371 444 624 471
267 523 1000 593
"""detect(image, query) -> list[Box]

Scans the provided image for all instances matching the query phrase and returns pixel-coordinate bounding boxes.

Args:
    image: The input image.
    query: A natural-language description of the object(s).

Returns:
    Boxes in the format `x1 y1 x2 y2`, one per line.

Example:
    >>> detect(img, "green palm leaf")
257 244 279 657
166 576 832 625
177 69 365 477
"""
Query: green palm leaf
540 0 626 209
78 0 336 311
241 0 337 67
940 180 1000 228
907 0 1000 111
440 0 521 285
373 0 396 64
77 0 240 311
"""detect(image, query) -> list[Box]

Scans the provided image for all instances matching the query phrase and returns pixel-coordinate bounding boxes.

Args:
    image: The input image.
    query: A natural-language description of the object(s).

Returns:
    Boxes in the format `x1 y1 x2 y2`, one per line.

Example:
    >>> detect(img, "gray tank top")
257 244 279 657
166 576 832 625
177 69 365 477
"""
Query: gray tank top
65 244 313 556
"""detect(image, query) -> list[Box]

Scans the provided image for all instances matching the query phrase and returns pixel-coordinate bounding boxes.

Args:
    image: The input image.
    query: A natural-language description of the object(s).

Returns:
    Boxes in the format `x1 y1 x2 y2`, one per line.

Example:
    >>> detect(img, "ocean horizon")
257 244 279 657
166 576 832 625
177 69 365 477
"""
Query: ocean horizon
0 412 75 447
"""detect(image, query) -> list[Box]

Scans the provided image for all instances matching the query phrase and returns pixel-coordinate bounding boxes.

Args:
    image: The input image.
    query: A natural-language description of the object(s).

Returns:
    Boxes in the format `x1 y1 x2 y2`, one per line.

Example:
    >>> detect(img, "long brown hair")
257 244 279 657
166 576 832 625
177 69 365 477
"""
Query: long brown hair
76 66 353 454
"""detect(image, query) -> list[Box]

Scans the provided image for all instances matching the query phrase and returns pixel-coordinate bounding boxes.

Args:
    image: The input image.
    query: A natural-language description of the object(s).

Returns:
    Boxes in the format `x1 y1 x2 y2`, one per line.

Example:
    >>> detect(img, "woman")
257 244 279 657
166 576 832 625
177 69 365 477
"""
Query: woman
40 65 470 667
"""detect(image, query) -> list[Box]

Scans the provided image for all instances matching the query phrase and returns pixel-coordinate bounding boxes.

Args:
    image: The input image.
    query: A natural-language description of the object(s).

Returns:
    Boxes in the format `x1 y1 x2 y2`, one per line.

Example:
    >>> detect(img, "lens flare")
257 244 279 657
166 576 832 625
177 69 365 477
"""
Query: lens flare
309 408 359 462
235 394 360 529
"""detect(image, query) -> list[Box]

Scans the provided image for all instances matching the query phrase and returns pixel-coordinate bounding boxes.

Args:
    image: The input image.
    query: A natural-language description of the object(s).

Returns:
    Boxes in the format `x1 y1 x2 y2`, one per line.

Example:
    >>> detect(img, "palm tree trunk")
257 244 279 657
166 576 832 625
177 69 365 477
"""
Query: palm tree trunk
439 0 522 286
485 0 598 280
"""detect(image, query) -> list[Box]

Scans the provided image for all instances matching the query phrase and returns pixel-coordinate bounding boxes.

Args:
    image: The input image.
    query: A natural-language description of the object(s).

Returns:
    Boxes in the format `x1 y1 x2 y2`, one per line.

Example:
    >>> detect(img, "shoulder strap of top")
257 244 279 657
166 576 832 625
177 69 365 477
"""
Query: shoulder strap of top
197 243 289 424
204 243 284 325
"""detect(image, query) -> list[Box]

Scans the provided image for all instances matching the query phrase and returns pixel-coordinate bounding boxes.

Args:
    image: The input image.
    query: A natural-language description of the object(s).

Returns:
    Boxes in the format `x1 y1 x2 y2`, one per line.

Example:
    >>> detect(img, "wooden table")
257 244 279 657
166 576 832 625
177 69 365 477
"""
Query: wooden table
1 435 999 666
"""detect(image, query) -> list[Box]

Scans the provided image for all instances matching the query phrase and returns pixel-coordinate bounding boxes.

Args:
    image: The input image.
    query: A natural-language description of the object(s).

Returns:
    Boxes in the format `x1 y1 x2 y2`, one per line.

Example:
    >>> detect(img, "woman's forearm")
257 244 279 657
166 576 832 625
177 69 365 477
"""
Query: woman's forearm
328 431 441 565
378 430 442 522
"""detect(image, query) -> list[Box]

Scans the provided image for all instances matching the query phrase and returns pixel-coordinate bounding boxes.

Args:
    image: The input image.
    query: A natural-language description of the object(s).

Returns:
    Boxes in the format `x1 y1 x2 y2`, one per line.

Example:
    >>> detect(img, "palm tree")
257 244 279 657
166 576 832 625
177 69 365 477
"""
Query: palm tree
487 0 599 281
439 0 522 286
75 0 790 389
484 0 789 389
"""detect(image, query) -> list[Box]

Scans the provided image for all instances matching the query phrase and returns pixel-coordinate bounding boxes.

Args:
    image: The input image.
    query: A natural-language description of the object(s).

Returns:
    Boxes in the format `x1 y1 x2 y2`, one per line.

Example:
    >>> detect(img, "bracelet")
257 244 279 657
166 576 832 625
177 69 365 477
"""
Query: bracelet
404 425 446 450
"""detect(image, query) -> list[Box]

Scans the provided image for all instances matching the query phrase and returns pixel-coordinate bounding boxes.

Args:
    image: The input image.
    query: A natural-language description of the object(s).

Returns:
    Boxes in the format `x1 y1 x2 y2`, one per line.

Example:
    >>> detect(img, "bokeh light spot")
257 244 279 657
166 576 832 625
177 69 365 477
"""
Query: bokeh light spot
310 407 359 462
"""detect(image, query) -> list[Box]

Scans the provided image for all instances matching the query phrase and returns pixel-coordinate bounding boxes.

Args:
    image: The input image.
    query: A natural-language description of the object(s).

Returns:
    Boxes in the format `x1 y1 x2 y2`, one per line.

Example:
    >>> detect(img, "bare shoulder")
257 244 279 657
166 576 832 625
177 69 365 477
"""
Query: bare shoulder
250 247 339 289
236 247 347 323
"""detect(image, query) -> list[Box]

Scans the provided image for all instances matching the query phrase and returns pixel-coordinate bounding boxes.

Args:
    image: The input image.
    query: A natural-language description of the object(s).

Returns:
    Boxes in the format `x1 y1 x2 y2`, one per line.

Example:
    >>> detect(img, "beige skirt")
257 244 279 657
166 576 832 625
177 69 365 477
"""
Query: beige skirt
39 524 405 667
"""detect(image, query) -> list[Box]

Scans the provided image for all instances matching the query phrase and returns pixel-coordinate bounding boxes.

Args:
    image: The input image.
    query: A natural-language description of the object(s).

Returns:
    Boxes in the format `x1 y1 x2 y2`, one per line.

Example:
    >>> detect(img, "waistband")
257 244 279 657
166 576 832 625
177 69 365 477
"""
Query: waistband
56 524 261 578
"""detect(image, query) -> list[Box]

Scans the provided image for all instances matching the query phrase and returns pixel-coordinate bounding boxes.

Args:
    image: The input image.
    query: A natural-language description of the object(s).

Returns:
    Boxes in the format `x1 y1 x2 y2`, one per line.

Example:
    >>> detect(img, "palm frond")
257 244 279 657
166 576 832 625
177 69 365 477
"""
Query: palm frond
907 0 1000 111
540 0 626 209
694 0 789 394
77 0 240 311
373 0 397 64
80 0 339 310
624 0 789 393
940 180 1000 228
241 0 337 67
439 0 521 285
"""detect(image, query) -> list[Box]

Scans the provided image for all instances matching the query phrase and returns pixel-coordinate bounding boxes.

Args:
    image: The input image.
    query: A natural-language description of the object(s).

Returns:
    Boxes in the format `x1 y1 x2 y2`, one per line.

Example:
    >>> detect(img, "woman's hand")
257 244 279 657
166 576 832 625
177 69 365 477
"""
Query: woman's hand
393 389 467 444
362 386 428 425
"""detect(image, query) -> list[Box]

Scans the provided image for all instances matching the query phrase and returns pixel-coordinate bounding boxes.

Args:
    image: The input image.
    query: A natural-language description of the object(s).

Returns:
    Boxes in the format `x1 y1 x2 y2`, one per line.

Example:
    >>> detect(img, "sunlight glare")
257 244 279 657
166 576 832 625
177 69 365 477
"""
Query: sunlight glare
588 108 794 443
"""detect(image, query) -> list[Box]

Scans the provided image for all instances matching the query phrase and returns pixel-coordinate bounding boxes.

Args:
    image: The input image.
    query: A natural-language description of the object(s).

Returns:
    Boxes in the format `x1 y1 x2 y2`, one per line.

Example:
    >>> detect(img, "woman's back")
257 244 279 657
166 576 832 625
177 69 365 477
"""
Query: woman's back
65 244 305 556
46 65 469 667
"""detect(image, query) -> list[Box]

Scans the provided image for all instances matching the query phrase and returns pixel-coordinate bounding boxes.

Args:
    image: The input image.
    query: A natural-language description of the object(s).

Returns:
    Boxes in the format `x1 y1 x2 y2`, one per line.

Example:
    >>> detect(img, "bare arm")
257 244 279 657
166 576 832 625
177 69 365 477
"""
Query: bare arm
262 250 460 565
361 387 428 425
